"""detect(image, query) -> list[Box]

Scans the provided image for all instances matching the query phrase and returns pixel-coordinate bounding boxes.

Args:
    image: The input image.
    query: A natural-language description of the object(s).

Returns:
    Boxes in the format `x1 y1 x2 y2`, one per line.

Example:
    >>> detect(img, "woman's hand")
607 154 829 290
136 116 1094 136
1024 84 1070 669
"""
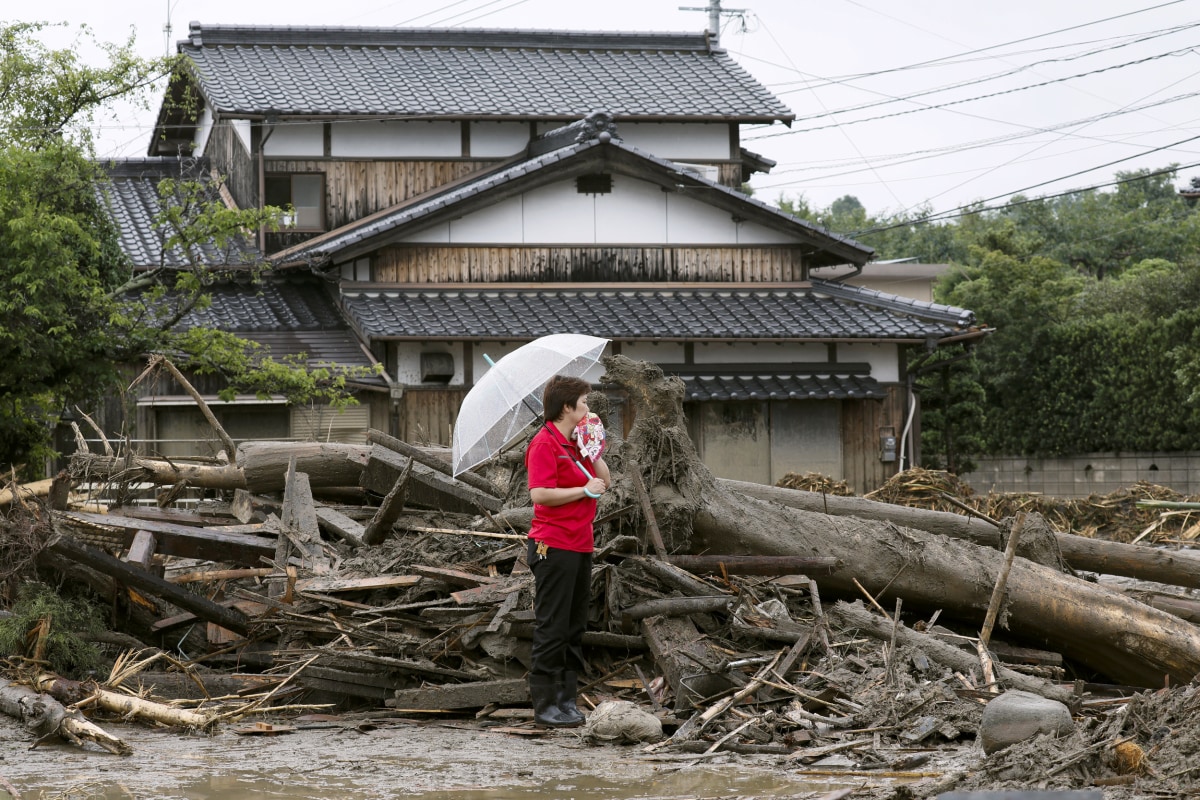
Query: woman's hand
585 476 607 497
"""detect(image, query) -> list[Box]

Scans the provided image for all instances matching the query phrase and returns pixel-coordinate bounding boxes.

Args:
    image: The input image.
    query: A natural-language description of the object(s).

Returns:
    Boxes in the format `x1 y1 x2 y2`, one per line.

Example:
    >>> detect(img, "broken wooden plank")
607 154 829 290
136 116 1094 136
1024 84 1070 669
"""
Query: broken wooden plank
411 565 498 589
451 577 531 605
387 678 528 711
626 556 721 597
124 530 157 571
53 510 275 566
367 428 500 497
231 489 281 523
363 457 413 546
315 505 366 549
295 575 422 594
361 445 501 514
279 458 330 573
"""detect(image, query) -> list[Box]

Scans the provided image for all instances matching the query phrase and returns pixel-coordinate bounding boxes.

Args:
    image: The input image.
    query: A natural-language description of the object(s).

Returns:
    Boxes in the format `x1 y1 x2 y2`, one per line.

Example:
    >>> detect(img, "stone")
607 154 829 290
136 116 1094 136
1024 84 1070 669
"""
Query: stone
978 689 1075 755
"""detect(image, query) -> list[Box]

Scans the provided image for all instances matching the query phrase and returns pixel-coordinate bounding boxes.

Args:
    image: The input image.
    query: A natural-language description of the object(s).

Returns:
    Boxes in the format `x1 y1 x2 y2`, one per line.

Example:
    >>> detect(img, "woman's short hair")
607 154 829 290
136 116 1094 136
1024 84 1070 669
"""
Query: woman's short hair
542 375 592 422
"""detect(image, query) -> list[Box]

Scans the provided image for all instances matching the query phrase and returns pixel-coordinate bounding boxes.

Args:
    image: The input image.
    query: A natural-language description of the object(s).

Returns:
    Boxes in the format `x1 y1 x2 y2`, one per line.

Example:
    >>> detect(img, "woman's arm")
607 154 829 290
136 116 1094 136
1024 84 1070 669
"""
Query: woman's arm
592 456 611 488
530 485 597 506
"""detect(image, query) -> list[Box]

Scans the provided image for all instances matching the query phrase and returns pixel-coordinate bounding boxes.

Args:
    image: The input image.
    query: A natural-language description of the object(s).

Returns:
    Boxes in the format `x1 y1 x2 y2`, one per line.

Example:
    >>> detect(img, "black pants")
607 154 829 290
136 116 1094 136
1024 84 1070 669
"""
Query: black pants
528 540 591 676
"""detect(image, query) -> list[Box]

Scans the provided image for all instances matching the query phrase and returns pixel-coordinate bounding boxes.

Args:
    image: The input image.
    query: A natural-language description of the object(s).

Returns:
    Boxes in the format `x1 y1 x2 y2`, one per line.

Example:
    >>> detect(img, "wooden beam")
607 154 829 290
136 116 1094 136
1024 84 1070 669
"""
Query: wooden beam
54 511 275 566
47 534 253 637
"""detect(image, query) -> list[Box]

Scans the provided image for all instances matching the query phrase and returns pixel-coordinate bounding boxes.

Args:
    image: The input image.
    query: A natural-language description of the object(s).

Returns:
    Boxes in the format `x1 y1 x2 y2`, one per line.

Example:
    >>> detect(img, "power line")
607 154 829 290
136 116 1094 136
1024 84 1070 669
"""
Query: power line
751 91 1200 190
753 13 908 209
855 146 1200 234
816 0 1189 87
780 23 1200 112
767 45 1200 136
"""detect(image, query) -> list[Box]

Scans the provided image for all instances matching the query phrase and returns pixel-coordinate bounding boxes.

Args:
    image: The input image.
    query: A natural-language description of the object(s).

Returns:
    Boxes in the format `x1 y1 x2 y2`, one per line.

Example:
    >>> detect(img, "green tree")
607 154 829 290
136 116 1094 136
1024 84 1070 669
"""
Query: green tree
0 23 375 472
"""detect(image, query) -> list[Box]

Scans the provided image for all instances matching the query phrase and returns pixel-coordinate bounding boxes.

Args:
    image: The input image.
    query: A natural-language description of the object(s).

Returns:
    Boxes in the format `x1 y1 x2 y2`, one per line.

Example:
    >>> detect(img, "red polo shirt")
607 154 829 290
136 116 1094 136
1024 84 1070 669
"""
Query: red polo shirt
526 422 597 553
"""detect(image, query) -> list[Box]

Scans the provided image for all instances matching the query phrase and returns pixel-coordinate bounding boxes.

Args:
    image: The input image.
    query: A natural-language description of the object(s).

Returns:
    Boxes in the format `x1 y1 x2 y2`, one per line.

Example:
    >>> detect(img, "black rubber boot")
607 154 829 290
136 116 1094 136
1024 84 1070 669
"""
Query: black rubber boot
529 673 577 728
556 671 585 726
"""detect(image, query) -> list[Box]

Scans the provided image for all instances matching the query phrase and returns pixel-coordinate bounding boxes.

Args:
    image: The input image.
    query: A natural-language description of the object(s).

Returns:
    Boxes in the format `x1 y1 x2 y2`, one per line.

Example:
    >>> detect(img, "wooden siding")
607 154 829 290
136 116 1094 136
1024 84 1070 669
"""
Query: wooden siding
205 123 257 212
397 387 468 447
263 159 492 254
267 160 491 229
840 385 908 495
375 245 807 283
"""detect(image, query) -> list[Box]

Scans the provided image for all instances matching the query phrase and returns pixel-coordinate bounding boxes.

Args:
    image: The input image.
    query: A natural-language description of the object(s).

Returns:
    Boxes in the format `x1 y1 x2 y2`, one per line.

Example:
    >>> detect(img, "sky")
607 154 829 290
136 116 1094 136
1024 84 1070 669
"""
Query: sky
15 0 1200 221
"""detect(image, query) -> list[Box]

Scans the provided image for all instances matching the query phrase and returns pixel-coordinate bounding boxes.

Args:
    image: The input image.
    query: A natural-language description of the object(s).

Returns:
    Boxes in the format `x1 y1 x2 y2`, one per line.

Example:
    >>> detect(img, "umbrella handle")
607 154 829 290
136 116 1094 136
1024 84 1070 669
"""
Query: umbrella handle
574 459 602 498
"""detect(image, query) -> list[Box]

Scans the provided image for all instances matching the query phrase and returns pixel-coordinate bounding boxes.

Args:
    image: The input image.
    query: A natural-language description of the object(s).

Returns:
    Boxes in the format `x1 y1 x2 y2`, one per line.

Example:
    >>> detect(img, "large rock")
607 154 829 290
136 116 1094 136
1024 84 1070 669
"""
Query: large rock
978 689 1075 754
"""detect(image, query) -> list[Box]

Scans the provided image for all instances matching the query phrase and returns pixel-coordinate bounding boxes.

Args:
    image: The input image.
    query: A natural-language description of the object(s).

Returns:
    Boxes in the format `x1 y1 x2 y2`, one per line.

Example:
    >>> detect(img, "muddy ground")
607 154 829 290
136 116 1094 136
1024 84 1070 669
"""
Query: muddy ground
0 709 942 800
7 622 1200 800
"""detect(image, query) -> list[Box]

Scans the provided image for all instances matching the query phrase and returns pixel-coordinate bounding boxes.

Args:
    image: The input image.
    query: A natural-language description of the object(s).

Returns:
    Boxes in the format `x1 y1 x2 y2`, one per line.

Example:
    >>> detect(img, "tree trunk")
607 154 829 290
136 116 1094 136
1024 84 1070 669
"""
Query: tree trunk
70 442 370 494
0 680 131 754
725 479 1200 591
604 354 1200 688
35 674 214 730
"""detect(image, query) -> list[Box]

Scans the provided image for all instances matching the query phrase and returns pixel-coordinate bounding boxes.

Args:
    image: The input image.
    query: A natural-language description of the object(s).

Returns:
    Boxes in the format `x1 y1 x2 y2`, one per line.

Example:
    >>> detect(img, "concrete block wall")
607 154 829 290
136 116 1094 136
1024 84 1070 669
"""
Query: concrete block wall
961 452 1200 498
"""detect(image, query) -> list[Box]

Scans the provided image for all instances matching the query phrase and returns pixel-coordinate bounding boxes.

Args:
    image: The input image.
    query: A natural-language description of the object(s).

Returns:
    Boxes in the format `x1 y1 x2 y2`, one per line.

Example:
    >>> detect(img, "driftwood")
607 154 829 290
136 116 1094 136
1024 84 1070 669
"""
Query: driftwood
35 674 214 729
728 477 1200 591
0 679 131 754
605 354 1200 688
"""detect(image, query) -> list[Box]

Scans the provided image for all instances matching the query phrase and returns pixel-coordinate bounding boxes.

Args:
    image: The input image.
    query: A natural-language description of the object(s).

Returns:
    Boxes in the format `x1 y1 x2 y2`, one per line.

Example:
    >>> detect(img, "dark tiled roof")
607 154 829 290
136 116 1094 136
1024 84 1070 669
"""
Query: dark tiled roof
98 158 261 268
175 275 384 382
176 23 792 121
679 373 887 401
272 134 872 268
339 284 975 342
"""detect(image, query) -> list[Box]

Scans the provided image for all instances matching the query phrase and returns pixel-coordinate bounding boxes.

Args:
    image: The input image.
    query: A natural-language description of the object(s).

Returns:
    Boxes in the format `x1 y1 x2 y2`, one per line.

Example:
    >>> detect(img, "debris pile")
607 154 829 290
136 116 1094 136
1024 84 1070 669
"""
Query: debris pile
3 356 1200 799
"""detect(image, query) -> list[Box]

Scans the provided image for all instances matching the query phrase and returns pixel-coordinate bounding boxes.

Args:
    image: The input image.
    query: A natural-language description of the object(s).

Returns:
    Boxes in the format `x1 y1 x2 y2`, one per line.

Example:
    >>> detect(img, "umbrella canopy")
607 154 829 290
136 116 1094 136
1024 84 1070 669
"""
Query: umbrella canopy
452 334 610 476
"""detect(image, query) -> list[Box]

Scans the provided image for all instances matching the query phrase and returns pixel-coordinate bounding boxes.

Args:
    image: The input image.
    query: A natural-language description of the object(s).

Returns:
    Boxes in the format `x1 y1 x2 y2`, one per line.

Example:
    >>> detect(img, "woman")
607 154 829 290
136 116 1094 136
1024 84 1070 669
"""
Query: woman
525 375 611 727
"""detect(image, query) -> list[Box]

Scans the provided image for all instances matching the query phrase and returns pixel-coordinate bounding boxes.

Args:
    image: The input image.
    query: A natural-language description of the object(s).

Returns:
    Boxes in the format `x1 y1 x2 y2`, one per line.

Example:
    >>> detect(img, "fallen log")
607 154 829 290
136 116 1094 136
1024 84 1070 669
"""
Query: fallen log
70 442 370 493
605 354 1200 688
0 679 131 754
726 478 1200 591
35 674 214 730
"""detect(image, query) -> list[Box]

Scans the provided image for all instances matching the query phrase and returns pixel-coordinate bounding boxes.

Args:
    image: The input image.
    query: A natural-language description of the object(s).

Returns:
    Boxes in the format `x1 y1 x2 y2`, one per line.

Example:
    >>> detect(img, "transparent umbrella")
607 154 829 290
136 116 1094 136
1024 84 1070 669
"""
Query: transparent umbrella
451 334 610 476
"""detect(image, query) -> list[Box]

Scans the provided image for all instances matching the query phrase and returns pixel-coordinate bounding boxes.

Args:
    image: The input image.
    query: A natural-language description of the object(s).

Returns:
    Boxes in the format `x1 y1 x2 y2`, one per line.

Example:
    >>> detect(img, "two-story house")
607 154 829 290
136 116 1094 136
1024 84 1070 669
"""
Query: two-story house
134 22 985 491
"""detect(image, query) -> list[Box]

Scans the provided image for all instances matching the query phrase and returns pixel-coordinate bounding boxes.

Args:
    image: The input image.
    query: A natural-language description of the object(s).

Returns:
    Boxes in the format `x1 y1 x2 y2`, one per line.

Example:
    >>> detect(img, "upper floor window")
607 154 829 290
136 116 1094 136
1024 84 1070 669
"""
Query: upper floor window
266 173 325 231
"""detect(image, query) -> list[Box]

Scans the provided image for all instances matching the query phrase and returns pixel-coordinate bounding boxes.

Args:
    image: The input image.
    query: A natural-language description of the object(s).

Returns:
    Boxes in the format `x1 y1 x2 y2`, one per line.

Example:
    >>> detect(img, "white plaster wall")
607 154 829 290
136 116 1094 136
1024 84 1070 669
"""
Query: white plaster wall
193 107 215 155
738 220 796 245
449 196 524 243
397 175 803 246
470 121 530 157
595 179 667 243
522 183 596 242
332 121 461 157
837 343 899 383
232 119 252 155
666 193 739 244
694 342 828 364
395 342 464 385
618 123 731 160
620 342 686 363
263 122 324 157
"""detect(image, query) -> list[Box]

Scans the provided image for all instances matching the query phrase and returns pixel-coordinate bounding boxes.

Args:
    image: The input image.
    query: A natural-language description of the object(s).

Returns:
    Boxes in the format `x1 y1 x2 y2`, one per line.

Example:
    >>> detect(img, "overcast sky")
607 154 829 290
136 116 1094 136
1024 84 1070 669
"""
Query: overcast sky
18 0 1200 221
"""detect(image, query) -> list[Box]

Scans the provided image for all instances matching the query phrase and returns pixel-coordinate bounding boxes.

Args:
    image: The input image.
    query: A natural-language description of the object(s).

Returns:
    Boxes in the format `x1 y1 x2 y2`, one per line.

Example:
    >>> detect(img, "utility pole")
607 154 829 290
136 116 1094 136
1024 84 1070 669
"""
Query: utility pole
678 0 748 45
